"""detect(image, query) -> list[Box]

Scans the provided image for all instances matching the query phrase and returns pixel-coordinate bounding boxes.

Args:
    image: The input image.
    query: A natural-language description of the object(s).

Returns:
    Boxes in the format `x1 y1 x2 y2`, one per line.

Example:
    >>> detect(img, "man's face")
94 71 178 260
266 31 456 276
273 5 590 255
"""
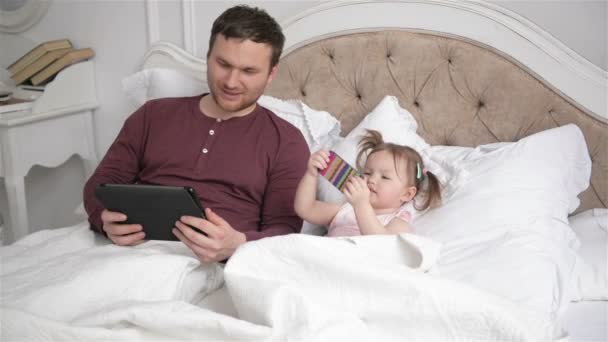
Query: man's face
207 34 277 114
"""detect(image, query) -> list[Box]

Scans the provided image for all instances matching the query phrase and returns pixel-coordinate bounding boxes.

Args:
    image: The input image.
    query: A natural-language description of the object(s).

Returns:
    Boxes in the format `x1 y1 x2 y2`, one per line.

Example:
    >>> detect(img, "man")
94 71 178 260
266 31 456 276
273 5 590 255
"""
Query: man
83 5 309 262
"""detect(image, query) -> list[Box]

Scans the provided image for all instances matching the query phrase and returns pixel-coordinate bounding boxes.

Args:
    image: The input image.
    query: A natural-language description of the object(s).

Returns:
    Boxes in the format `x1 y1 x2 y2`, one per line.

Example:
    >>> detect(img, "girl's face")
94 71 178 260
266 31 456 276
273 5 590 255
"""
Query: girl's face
362 150 417 211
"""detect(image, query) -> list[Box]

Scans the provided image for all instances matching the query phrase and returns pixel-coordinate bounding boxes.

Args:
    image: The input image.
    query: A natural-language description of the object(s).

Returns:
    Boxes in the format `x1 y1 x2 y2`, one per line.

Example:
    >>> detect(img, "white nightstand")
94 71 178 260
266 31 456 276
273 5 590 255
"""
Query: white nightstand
0 60 98 241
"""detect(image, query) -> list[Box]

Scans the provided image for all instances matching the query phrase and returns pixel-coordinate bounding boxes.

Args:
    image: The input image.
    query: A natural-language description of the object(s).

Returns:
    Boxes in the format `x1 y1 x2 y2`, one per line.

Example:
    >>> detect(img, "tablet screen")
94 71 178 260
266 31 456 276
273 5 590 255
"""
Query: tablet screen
95 184 206 241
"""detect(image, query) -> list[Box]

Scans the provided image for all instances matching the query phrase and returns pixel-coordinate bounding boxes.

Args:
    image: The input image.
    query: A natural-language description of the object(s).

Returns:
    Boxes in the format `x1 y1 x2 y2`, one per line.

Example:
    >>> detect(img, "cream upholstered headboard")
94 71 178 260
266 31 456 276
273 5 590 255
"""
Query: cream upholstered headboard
266 29 607 211
141 1 607 211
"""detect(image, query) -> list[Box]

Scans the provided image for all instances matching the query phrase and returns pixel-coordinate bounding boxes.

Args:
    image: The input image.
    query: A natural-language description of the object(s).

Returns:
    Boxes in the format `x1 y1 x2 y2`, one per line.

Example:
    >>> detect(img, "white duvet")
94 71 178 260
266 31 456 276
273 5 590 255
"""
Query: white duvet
1 223 557 341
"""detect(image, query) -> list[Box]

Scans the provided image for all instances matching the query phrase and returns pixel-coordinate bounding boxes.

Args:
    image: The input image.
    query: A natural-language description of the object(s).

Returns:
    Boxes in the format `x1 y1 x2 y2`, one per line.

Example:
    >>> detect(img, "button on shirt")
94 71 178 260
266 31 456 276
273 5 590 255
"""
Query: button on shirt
84 95 310 241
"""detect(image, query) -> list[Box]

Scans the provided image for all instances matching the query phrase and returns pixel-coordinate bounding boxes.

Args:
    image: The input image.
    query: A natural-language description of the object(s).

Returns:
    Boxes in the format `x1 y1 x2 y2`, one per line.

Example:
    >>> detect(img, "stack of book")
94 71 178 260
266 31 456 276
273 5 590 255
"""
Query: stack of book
0 96 34 114
7 39 95 86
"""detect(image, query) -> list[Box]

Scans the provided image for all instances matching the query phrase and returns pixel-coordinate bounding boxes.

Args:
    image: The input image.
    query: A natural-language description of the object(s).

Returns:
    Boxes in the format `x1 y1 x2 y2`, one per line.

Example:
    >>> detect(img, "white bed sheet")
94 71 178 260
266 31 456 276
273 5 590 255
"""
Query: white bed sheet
1 223 560 341
198 286 608 342
561 301 607 341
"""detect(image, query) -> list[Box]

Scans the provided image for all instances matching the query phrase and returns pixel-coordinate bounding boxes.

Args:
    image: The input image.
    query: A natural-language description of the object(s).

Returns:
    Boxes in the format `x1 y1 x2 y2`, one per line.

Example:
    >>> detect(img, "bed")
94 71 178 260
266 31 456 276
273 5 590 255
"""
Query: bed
1 1 606 341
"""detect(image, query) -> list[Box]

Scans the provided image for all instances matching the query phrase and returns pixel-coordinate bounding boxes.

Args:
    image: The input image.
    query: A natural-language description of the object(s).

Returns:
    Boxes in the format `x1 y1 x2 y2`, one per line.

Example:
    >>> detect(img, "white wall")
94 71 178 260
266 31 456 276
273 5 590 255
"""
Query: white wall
0 0 150 240
491 0 607 70
0 0 605 242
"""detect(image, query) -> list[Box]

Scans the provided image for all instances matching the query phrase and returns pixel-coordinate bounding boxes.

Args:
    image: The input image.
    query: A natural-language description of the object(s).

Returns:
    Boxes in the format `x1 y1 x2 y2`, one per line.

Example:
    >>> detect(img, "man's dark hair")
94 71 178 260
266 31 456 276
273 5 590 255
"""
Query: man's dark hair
208 5 285 68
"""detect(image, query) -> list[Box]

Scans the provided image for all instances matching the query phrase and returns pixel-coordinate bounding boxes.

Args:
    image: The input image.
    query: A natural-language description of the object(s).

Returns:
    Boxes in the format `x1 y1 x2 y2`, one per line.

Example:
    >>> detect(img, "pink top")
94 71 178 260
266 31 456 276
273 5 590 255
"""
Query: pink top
327 203 412 237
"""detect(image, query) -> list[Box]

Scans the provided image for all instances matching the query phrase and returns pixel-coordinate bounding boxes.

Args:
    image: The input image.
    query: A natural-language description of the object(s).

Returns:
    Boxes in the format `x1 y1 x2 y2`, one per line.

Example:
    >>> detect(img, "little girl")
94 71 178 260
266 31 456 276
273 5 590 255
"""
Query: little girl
294 129 441 236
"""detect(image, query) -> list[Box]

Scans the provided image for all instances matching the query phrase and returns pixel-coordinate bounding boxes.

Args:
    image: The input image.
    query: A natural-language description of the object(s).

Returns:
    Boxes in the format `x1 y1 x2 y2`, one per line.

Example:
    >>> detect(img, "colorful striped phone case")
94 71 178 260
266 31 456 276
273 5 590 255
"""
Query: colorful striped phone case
319 151 360 192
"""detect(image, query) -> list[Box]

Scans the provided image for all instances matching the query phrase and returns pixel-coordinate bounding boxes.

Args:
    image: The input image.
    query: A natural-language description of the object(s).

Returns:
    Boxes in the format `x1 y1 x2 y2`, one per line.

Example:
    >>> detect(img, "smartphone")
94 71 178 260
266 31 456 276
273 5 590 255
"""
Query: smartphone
318 151 360 192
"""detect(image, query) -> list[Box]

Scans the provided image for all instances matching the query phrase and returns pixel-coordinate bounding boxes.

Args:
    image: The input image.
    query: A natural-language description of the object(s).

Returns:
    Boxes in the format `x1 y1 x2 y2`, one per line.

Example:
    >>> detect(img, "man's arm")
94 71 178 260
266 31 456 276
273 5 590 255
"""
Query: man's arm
83 105 147 233
250 130 310 241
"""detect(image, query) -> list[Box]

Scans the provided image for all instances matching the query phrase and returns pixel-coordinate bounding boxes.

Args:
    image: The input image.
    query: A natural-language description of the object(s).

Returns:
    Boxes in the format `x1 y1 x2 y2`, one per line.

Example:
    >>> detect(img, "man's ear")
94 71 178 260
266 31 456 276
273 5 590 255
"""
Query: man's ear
266 65 279 85
401 186 417 202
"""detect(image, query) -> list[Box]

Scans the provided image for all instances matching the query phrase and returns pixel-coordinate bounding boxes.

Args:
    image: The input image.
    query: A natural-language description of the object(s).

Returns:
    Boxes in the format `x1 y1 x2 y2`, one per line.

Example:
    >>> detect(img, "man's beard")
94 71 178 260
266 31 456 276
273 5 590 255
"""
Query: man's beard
210 87 258 114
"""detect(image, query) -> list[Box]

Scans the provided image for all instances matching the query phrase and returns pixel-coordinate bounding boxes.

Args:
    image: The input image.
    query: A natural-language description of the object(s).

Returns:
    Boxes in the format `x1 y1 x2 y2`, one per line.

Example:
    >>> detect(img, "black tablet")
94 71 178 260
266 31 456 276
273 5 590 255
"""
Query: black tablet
95 184 206 241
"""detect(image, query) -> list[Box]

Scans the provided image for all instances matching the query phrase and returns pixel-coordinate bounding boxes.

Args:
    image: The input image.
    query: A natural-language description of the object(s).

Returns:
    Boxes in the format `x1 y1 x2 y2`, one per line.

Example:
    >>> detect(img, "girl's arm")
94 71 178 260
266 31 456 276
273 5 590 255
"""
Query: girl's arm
345 177 413 235
383 217 413 234
350 201 386 235
352 203 413 235
294 150 340 226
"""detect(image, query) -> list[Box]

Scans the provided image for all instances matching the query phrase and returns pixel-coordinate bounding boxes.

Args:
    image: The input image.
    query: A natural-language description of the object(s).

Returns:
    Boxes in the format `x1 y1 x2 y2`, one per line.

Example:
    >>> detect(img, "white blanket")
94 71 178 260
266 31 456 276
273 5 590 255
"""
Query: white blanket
1 224 557 341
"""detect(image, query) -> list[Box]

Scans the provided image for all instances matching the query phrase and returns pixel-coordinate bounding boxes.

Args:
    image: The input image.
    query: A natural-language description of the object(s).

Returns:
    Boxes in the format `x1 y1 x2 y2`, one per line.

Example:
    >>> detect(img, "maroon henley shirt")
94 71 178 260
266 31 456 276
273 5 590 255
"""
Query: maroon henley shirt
83 95 310 241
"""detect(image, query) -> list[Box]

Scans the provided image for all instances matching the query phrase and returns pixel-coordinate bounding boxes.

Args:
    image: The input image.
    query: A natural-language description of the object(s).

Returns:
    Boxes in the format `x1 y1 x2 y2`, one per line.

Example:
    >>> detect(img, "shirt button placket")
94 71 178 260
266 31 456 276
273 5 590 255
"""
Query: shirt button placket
201 121 220 155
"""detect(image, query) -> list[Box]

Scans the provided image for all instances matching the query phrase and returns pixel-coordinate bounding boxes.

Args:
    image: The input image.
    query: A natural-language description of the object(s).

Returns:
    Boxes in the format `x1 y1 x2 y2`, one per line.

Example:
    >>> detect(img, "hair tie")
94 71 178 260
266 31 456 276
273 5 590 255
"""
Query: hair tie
416 163 423 180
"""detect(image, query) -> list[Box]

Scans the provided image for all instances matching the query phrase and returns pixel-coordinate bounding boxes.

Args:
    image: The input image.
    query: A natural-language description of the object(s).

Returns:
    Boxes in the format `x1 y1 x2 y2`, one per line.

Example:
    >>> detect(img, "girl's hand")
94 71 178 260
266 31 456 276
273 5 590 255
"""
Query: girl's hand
343 176 370 206
307 150 330 176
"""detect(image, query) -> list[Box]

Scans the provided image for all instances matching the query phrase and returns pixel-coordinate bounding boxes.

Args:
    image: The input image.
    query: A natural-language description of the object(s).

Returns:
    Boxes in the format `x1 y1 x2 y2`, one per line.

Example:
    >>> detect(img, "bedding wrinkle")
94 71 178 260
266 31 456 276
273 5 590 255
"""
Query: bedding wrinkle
1 225 223 328
222 233 555 340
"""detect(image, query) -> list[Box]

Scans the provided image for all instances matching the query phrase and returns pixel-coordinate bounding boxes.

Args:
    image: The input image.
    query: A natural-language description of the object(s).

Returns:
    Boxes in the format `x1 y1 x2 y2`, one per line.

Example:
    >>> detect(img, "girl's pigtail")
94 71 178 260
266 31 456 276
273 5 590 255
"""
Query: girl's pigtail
414 170 442 211
356 129 384 170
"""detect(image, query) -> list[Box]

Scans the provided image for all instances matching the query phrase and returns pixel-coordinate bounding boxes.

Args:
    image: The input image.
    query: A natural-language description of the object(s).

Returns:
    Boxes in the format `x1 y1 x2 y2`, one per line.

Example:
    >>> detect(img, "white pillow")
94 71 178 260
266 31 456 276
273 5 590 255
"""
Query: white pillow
317 95 467 208
257 95 341 152
122 68 207 107
569 208 608 301
414 124 591 320
424 124 590 230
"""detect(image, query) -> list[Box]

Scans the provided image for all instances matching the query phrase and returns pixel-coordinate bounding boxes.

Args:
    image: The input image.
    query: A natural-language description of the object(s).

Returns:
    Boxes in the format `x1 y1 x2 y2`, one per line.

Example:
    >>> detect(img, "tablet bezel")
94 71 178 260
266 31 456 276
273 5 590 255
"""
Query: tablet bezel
94 183 206 241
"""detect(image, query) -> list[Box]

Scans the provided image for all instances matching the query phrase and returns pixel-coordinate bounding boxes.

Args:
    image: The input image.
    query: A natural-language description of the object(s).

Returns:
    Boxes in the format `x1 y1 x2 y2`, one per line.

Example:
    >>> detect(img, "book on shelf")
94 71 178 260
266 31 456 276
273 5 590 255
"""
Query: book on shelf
0 97 34 114
30 48 95 86
18 84 46 92
11 47 73 85
0 90 11 101
13 86 44 101
7 39 72 75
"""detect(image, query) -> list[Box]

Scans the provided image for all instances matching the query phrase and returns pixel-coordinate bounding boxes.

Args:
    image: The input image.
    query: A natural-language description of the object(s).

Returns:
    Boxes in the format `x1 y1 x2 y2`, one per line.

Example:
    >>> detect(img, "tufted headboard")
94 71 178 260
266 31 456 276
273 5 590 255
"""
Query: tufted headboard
141 1 607 211
265 29 607 211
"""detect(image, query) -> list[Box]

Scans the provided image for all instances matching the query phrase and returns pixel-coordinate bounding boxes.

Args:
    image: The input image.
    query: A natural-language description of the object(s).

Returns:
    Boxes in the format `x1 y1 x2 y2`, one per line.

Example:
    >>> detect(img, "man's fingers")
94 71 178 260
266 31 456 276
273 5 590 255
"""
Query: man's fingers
176 210 240 263
173 228 217 262
205 208 230 227
112 231 145 246
101 209 127 223
178 215 219 237
174 220 214 246
104 223 143 236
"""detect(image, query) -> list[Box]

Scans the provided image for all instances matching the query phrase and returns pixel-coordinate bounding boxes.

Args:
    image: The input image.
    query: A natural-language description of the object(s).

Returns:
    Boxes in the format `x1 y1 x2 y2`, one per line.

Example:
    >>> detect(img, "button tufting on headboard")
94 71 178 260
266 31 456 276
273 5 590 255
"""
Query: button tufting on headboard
266 30 607 211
